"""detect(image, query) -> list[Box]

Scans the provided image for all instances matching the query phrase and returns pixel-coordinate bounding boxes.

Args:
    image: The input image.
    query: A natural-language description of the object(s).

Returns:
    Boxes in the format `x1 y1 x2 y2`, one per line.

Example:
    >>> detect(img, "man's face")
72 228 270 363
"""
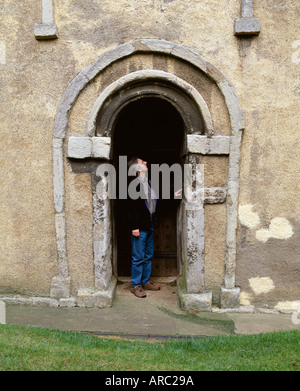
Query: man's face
137 158 148 174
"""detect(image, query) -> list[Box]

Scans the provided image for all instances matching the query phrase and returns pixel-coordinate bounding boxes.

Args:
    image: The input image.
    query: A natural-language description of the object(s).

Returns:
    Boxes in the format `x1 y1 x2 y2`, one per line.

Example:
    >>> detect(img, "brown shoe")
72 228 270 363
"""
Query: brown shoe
142 282 160 291
130 285 147 298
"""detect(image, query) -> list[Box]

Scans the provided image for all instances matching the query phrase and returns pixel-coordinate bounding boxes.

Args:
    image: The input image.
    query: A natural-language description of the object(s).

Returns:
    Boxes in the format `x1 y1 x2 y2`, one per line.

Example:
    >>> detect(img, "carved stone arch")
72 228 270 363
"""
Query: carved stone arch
51 39 244 310
87 70 214 139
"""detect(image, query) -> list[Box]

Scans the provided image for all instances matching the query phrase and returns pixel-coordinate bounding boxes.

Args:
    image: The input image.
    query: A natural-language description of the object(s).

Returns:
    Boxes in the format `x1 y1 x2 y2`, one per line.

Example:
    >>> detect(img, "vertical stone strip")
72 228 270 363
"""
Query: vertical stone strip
42 0 55 23
241 0 254 18
52 138 64 214
34 0 58 40
0 300 6 324
184 208 205 293
54 212 68 278
223 131 242 289
92 172 113 291
0 41 6 65
183 155 205 293
217 81 244 308
50 138 70 298
234 0 260 36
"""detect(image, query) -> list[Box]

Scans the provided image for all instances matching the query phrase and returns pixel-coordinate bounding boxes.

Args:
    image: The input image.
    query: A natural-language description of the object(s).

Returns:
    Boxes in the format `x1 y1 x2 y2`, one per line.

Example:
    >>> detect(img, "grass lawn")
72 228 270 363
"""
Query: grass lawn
0 324 299 371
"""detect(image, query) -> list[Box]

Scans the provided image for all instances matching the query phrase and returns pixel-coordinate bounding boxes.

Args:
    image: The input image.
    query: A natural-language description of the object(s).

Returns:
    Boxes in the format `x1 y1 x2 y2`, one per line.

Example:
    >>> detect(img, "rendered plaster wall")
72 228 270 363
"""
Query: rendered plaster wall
235 0 300 309
0 0 299 309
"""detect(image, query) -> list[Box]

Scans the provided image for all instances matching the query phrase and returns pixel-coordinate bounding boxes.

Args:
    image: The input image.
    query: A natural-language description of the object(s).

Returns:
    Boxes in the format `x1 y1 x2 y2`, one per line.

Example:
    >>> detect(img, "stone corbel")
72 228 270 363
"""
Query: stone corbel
34 0 58 40
234 0 260 36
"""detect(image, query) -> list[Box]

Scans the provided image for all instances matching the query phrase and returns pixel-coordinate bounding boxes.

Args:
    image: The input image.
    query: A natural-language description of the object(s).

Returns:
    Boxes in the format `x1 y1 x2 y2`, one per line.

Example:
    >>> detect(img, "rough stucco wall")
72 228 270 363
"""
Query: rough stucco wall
235 0 300 307
0 0 299 307
0 1 62 295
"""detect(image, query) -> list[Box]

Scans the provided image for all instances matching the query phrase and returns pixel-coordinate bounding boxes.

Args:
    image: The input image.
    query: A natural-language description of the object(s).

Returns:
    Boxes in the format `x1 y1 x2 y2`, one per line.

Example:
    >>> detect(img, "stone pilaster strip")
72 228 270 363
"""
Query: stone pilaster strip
34 0 58 40
234 0 260 36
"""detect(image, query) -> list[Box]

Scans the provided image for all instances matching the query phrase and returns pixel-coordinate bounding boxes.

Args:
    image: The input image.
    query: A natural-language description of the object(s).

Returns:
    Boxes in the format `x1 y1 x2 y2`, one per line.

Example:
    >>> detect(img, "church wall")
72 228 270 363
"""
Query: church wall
0 0 299 311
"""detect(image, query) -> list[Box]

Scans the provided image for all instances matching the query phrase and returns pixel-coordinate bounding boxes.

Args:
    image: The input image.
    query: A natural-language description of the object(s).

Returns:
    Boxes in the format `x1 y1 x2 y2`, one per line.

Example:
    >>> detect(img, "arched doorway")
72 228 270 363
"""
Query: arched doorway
112 97 184 281
54 39 244 310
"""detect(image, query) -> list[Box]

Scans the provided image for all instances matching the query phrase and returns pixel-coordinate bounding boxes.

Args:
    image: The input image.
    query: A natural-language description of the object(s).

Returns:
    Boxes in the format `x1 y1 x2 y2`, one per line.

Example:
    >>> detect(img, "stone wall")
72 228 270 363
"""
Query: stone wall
0 0 299 311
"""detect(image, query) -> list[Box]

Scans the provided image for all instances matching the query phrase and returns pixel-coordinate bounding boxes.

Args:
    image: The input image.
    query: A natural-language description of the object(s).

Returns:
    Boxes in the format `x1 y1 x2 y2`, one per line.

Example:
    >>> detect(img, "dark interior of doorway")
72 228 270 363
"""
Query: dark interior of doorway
113 97 184 280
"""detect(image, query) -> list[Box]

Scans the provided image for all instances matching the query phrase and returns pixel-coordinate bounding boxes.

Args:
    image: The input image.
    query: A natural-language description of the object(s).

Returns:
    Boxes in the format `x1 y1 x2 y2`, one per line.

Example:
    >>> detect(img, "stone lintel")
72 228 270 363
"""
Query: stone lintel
234 17 260 36
187 135 231 155
68 136 111 160
34 23 58 40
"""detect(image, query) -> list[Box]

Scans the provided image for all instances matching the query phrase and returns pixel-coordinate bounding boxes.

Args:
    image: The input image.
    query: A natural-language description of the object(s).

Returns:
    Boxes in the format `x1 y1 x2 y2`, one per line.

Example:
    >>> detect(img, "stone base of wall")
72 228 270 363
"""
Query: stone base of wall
220 287 240 309
0 277 117 309
0 275 298 315
177 278 241 312
0 296 297 315
177 282 213 312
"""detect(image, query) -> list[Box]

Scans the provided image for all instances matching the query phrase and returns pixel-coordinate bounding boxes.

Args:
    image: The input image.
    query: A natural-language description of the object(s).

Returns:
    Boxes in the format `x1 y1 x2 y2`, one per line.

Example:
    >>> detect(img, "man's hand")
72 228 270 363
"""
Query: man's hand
132 229 140 237
175 188 182 197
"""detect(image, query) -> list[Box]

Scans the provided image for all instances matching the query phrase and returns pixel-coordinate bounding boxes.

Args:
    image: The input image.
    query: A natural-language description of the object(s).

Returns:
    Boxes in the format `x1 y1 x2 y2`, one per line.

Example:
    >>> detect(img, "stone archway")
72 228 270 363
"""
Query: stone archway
51 39 244 310
112 97 185 281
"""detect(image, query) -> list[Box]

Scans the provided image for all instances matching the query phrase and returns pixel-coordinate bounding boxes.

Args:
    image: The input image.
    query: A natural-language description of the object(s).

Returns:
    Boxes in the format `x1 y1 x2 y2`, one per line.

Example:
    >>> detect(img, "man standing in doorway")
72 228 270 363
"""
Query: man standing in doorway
127 157 160 298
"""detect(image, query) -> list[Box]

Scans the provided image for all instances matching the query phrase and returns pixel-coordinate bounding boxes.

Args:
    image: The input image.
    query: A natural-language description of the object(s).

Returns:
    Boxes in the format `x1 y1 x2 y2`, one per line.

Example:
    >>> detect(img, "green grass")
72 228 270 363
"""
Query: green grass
0 324 299 371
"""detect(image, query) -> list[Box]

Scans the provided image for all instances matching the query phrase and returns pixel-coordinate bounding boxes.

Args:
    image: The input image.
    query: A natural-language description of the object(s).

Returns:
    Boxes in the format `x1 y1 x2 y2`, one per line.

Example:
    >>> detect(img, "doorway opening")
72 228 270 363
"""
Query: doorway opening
112 97 185 282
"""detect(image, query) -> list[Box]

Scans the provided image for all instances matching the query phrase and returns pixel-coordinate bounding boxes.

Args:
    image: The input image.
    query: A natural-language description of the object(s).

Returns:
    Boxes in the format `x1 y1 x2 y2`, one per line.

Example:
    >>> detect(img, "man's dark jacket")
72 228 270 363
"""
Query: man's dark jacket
127 178 157 231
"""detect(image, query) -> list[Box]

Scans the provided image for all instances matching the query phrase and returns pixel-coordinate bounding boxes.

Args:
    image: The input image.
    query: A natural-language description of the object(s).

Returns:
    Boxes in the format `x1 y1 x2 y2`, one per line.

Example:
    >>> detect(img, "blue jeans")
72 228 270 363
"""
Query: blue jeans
131 228 154 287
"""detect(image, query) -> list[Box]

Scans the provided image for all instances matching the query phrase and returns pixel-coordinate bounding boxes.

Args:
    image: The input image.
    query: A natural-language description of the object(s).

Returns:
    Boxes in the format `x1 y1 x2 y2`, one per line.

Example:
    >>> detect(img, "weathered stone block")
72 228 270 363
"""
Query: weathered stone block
184 206 205 293
67 136 111 160
53 140 65 214
204 187 227 204
178 281 212 312
76 278 117 308
59 297 76 307
220 287 240 309
234 18 260 36
34 23 58 40
187 135 231 155
0 297 32 305
179 292 212 312
67 137 92 159
50 276 71 299
32 297 59 307
92 137 111 159
54 214 68 278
